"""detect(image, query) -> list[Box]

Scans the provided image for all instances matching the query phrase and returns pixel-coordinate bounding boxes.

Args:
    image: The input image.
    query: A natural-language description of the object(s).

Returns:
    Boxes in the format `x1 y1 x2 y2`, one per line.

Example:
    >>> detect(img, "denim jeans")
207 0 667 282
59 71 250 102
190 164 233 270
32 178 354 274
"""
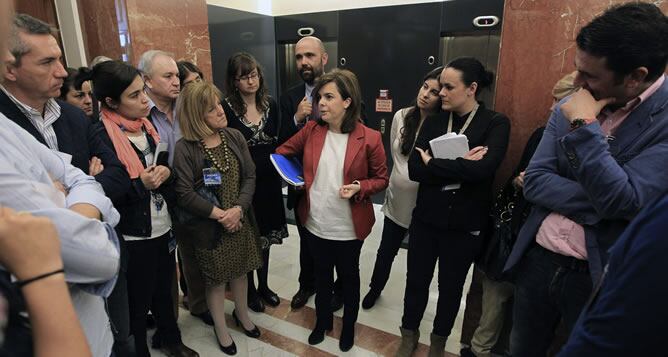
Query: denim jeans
510 245 593 357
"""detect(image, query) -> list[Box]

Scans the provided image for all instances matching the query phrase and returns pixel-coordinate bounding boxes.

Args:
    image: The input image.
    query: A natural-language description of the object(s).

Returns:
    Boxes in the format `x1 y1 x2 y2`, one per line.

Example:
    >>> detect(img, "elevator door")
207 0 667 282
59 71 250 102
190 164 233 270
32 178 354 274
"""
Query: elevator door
441 34 502 109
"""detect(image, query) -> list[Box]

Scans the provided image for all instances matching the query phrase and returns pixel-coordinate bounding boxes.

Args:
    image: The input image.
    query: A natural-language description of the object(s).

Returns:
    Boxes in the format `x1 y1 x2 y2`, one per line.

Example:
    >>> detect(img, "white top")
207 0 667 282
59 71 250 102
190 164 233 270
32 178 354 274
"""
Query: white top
305 130 357 240
0 114 120 357
381 108 420 228
124 133 172 241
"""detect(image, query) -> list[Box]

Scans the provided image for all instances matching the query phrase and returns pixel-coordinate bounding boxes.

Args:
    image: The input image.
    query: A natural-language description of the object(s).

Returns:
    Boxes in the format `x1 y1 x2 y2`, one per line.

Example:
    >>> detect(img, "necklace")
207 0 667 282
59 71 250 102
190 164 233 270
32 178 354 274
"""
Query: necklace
200 131 232 173
447 103 480 135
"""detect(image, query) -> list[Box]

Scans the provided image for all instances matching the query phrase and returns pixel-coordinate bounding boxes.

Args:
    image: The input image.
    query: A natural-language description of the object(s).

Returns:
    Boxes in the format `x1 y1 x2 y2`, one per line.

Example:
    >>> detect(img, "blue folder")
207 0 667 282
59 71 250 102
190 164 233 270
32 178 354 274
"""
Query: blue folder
270 154 305 187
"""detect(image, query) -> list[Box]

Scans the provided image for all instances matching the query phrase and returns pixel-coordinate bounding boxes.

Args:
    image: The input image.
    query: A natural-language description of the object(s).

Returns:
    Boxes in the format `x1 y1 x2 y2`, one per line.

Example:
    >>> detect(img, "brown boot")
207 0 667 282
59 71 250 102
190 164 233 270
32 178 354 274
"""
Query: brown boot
395 327 419 357
428 333 447 357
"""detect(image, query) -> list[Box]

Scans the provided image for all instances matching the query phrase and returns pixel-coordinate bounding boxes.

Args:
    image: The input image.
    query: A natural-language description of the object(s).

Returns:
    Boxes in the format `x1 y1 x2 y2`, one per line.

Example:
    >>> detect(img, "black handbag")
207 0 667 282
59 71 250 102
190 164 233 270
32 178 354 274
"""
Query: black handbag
479 182 518 281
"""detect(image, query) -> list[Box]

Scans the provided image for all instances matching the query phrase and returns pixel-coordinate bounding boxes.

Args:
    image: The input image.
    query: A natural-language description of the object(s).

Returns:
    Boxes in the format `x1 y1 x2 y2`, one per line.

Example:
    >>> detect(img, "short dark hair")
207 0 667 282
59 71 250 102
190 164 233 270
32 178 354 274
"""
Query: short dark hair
224 52 269 116
85 61 142 109
576 2 668 82
60 68 79 100
313 69 362 134
177 61 204 88
445 57 494 97
11 13 58 66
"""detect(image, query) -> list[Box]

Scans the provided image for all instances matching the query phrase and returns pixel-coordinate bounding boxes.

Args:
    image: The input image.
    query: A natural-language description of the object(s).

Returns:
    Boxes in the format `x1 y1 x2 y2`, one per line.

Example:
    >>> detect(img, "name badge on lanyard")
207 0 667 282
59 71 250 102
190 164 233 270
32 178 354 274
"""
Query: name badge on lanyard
203 167 222 186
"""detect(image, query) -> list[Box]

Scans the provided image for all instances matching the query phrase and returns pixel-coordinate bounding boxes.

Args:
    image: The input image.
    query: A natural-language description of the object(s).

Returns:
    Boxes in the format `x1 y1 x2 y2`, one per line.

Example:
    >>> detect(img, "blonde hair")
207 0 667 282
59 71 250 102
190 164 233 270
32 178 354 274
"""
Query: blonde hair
552 71 578 101
177 81 223 141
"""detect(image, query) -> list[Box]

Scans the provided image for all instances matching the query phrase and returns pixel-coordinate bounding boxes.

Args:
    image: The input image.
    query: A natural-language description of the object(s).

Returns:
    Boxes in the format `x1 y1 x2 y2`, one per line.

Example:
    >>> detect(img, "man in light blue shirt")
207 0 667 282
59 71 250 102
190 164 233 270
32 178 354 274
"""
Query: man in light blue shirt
0 110 120 357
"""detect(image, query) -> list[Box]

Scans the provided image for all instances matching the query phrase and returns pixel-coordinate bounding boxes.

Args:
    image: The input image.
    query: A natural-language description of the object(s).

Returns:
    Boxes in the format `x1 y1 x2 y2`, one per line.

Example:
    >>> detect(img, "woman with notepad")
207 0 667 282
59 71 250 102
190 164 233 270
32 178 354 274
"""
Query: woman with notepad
89 61 198 357
276 69 388 352
362 67 443 310
396 57 511 357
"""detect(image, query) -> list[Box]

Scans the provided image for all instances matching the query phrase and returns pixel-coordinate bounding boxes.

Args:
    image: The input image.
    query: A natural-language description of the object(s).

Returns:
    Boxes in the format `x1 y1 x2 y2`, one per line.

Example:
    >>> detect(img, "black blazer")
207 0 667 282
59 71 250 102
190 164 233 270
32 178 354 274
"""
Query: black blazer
0 90 130 202
96 125 176 237
278 83 308 210
278 83 307 145
409 106 511 232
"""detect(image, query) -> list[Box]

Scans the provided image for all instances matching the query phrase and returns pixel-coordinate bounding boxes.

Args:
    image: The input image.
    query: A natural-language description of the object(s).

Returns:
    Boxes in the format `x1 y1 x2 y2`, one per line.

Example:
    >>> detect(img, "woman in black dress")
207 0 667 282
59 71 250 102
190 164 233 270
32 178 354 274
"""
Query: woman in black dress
223 52 288 312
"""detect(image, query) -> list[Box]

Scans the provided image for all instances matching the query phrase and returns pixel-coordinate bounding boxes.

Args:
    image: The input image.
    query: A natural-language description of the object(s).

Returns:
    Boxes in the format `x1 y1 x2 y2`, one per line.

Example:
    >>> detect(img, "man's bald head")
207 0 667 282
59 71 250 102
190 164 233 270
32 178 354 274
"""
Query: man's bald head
295 36 328 85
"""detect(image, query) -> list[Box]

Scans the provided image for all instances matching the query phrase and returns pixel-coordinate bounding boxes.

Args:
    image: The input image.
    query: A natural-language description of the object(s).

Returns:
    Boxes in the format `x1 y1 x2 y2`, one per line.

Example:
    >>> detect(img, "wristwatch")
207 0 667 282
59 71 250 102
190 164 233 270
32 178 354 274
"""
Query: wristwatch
570 118 592 131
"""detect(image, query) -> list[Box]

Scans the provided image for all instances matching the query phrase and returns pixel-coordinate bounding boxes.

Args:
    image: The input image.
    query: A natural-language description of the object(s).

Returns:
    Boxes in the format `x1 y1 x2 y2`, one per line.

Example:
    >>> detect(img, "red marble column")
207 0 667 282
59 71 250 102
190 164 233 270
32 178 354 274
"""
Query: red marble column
124 0 212 80
494 0 668 185
77 0 126 63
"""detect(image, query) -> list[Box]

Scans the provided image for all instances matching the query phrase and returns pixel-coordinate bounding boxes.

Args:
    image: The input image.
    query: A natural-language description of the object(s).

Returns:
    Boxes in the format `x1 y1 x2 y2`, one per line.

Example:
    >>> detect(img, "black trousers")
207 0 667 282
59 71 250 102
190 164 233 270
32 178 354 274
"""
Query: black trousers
305 229 363 330
402 220 481 337
295 210 343 295
106 231 130 357
126 232 181 356
369 216 408 293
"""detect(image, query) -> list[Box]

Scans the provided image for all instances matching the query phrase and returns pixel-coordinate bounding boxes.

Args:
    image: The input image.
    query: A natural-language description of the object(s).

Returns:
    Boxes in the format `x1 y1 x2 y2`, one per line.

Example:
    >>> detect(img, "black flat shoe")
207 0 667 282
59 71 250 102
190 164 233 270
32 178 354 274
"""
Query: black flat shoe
258 287 281 307
362 289 380 309
214 328 237 355
339 325 355 352
247 295 265 313
291 288 315 309
308 327 332 345
232 309 261 338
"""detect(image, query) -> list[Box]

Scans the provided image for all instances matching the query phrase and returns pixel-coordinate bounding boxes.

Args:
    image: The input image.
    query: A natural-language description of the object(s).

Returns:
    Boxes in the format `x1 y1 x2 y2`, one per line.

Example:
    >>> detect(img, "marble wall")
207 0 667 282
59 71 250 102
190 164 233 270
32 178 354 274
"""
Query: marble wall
77 0 125 63
494 0 668 184
124 0 212 80
77 0 212 79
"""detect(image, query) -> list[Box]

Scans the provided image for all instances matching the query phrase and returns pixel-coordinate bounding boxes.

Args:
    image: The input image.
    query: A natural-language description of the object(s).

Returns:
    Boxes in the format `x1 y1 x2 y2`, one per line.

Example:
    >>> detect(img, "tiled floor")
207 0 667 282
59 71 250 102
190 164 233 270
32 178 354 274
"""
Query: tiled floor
152 205 473 356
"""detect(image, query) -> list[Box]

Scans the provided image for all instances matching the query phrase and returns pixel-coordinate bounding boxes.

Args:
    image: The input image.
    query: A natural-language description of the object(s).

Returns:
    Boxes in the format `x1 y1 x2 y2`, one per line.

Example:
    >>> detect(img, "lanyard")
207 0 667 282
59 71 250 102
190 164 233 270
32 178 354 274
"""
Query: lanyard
447 104 479 135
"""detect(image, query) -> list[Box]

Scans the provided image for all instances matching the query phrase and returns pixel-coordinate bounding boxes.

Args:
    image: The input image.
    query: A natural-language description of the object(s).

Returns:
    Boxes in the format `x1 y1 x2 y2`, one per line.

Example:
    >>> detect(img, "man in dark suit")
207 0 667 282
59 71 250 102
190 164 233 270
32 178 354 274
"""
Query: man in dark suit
0 13 129 200
1 13 131 356
504 3 668 356
279 36 343 310
558 194 668 357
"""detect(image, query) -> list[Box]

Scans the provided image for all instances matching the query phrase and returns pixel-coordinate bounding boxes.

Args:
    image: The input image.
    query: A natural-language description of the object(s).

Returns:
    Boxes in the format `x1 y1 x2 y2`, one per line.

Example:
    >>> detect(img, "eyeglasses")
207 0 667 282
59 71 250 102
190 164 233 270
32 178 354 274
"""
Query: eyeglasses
236 72 259 82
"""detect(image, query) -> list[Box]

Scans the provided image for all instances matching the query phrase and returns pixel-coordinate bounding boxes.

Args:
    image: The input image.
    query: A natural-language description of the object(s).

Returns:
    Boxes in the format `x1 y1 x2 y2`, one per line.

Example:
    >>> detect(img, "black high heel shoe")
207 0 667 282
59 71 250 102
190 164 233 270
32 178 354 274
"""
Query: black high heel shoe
232 309 261 338
214 327 237 355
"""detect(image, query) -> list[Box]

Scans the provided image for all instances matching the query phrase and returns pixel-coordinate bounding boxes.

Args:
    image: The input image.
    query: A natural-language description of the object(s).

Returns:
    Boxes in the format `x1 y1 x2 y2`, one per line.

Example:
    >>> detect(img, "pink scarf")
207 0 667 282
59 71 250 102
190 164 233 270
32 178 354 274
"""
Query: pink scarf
100 108 161 179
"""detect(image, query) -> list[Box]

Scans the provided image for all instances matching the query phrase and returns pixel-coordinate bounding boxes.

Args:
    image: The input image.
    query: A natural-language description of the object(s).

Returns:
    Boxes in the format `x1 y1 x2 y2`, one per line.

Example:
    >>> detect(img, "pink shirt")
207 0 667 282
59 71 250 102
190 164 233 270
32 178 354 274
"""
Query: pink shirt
536 75 666 260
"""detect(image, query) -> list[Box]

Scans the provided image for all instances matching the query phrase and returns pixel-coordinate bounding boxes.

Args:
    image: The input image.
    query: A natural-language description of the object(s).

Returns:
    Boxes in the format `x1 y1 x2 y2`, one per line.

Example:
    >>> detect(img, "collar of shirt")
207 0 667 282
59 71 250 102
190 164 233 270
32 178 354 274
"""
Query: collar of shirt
148 97 177 124
0 85 61 150
598 75 665 134
0 85 61 122
305 83 315 103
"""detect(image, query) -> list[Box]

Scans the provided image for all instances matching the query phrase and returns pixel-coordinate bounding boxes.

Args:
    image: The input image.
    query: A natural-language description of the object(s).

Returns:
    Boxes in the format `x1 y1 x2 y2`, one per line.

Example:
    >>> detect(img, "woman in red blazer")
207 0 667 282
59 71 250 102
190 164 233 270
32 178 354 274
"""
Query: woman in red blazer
276 69 388 351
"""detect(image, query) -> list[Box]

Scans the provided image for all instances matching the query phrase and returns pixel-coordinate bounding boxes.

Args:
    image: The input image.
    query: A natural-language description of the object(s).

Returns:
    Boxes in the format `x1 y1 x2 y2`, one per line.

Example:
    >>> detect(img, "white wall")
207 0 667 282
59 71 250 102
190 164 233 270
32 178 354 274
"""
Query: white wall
54 0 87 67
206 0 444 16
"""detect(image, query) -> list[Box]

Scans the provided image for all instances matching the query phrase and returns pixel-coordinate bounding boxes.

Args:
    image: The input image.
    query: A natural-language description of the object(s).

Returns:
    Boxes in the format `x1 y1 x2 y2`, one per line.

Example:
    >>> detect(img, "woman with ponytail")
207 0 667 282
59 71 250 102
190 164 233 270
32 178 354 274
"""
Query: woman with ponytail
362 67 442 310
89 61 198 357
396 57 511 357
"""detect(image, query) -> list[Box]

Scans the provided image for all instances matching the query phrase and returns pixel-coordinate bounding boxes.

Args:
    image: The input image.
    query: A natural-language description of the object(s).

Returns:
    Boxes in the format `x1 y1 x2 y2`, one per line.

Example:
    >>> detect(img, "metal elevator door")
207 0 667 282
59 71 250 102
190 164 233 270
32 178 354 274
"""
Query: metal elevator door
441 34 502 109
